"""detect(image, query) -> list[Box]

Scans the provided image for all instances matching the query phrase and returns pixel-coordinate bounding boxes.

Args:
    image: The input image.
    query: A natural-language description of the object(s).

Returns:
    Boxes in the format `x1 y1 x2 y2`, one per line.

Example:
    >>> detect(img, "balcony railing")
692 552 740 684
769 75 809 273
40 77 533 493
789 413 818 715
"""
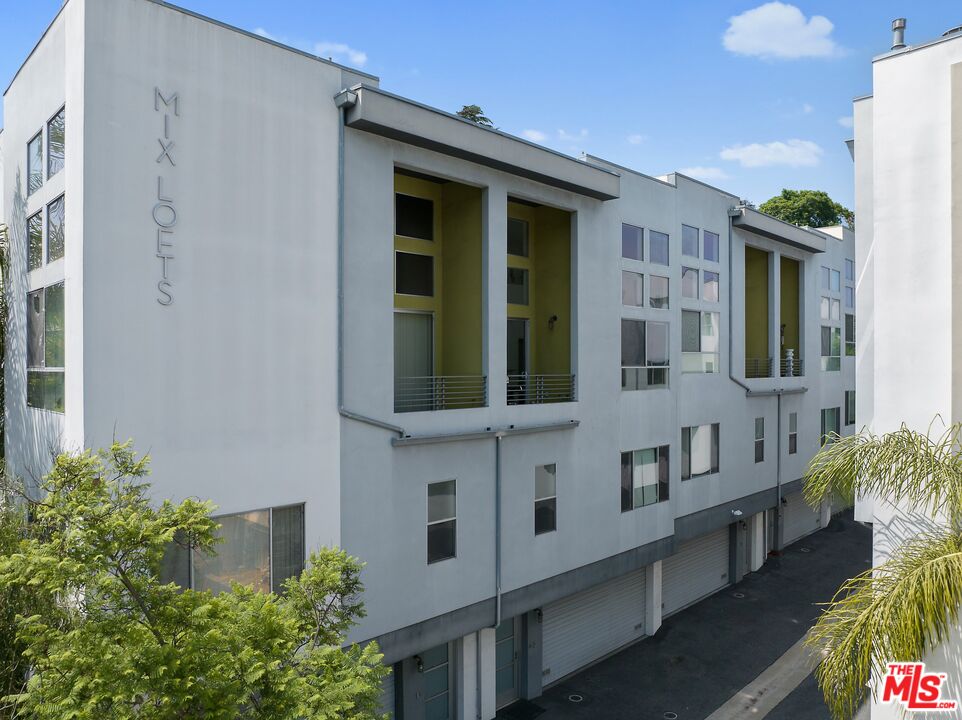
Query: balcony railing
745 357 773 378
394 375 487 413
507 374 576 405
780 356 804 377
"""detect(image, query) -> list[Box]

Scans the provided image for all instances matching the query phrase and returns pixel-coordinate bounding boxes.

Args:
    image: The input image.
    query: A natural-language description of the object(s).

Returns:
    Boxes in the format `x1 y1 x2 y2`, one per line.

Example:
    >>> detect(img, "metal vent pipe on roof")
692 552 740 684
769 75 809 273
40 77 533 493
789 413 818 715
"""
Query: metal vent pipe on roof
892 18 907 50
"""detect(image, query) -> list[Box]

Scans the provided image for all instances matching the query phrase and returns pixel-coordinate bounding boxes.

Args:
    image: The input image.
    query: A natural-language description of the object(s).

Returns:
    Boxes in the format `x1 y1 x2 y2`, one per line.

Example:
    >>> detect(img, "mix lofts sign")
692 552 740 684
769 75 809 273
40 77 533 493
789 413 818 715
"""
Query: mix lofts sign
153 88 179 306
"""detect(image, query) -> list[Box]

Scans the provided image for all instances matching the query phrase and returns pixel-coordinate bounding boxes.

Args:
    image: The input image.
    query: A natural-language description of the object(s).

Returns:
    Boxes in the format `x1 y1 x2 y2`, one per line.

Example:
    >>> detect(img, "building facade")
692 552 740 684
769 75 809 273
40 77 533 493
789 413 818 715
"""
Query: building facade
852 20 962 720
1 1 855 718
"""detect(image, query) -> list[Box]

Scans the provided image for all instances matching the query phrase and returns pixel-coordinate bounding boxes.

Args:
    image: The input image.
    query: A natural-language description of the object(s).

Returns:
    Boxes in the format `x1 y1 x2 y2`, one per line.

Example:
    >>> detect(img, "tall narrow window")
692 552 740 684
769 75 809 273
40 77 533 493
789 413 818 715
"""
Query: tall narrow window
754 417 765 463
47 107 65 178
820 297 830 321
831 269 841 292
703 271 719 302
506 268 529 305
47 195 65 262
27 212 43 271
682 311 719 373
27 131 42 195
845 390 856 426
704 231 719 262
649 275 669 309
395 251 434 296
821 408 840 446
681 267 698 299
821 326 841 371
821 266 831 289
395 193 434 240
649 230 669 266
26 282 65 413
845 314 856 356
682 423 720 479
831 298 840 322
534 464 557 534
682 224 699 258
622 270 644 307
845 258 855 282
622 223 643 261
788 412 798 454
621 446 669 510
845 286 855 309
427 480 456 563
508 218 529 257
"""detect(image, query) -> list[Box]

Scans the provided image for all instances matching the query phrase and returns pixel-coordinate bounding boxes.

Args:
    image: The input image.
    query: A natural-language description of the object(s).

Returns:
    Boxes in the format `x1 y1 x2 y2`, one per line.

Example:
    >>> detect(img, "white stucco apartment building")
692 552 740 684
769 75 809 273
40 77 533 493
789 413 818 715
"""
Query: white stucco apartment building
853 19 962 720
1 2 856 718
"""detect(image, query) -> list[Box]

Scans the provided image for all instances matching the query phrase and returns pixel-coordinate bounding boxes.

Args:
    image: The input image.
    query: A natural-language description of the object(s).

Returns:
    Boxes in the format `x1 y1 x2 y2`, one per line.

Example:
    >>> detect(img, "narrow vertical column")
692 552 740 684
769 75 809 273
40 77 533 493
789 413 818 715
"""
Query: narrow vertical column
478 627 497 720
749 511 766 571
645 561 663 636
522 610 543 700
457 633 478 720
486 185 508 411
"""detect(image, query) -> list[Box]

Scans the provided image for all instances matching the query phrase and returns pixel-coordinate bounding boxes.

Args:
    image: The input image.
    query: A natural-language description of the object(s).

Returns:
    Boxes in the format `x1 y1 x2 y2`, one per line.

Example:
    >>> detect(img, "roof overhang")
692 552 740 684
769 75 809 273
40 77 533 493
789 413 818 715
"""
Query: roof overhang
732 207 826 253
338 85 620 201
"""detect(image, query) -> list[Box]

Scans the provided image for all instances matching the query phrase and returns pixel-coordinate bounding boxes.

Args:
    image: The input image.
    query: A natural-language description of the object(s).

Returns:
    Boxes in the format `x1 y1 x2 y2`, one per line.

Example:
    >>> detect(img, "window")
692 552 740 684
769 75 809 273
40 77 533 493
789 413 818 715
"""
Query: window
845 314 855 356
649 275 669 309
682 310 719 373
508 218 529 257
831 269 841 292
27 212 42 271
427 480 456 563
754 417 764 463
621 319 669 390
682 424 719 479
788 412 797 455
168 504 304 594
682 224 699 258
845 391 856 426
420 644 452 718
821 326 841 371
703 271 719 302
845 258 855 282
821 407 840 446
831 298 840 322
649 230 669 266
535 464 557 534
681 266 698 299
507 268 529 305
820 297 830 321
46 195 65 262
622 271 644 307
704 231 719 262
845 286 855 308
47 107 65 178
622 223 643 261
27 131 42 195
621 446 669 510
26 282 65 413
395 193 434 240
395 251 434 296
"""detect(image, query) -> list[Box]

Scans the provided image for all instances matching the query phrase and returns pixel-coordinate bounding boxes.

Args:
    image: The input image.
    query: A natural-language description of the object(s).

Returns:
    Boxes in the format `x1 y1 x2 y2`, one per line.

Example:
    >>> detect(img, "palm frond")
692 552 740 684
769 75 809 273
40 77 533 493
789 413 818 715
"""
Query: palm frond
804 422 962 523
809 530 962 719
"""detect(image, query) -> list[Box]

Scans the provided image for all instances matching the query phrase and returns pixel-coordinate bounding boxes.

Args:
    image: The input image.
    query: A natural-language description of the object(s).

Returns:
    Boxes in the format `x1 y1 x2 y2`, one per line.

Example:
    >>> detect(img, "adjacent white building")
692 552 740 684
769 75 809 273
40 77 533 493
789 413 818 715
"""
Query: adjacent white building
853 19 962 720
1 1 856 718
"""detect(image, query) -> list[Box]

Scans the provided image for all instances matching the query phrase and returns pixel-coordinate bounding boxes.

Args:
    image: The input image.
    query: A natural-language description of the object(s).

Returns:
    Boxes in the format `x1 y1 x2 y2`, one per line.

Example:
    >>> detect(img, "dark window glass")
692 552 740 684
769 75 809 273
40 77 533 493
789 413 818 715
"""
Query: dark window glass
507 218 529 257
47 196 65 262
621 319 645 367
649 231 669 265
27 132 42 195
271 505 305 593
428 480 456 563
534 464 557 534
682 224 699 258
682 310 701 352
159 532 191 588
845 390 856 426
845 314 856 356
428 520 456 563
43 371 64 413
395 252 434 296
658 446 669 503
649 275 669 308
789 434 797 454
535 499 556 535
681 427 690 480
27 213 43 271
821 326 832 357
44 283 64 368
711 423 720 472
27 371 43 409
704 231 719 262
47 107 65 178
395 193 434 240
622 223 643 260
620 452 632 512
27 290 43 368
507 268 529 305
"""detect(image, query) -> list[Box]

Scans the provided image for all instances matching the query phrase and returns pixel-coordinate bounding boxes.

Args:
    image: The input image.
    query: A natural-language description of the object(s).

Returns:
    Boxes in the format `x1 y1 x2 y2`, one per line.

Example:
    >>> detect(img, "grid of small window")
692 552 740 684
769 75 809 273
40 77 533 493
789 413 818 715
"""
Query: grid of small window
788 412 798 455
535 464 557 534
621 319 669 390
754 417 764 463
621 446 669 510
427 480 456 564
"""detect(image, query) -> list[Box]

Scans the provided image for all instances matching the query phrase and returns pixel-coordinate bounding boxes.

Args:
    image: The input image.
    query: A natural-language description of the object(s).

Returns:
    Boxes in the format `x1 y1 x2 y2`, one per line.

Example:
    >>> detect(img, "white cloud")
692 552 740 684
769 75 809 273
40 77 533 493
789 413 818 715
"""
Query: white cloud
522 129 547 142
720 139 823 167
627 133 647 145
253 27 277 40
838 115 854 128
802 103 814 114
723 2 844 60
314 42 368 68
679 166 731 181
557 128 589 143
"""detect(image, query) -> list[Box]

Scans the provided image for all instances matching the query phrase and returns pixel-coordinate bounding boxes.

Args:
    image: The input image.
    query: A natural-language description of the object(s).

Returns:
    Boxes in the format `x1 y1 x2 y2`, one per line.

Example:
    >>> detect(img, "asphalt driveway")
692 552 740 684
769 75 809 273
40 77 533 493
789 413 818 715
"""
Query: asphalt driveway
505 510 871 720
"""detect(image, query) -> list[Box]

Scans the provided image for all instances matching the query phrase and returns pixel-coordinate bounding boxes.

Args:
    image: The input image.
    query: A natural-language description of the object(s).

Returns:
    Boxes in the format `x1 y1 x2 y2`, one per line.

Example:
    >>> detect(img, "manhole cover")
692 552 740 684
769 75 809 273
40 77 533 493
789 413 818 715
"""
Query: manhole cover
567 694 584 703
799 547 811 553
664 713 679 720
732 591 746 599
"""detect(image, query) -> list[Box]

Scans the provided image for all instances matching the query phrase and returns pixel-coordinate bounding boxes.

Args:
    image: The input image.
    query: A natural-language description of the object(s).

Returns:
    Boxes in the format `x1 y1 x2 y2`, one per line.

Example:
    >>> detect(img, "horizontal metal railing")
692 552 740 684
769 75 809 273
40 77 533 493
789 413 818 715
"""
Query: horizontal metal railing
780 356 804 377
745 357 773 378
394 375 487 413
507 374 576 405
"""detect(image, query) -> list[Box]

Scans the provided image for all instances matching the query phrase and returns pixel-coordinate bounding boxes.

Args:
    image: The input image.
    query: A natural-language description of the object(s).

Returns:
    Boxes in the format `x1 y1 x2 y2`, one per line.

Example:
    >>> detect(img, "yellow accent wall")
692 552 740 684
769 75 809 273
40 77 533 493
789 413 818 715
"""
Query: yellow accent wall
744 246 770 361
780 256 800 358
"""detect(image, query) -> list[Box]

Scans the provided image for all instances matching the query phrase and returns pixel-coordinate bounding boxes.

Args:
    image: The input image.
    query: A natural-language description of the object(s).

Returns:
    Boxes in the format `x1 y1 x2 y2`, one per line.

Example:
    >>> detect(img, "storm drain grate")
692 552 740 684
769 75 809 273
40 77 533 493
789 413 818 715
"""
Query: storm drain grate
664 713 679 720
567 694 584 704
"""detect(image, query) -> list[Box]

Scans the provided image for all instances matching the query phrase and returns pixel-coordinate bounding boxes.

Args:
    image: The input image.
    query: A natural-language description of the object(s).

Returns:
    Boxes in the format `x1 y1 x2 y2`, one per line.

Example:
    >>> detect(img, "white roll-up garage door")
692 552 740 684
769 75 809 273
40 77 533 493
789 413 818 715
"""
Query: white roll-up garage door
541 568 646 685
379 669 394 718
782 491 821 546
661 526 730 617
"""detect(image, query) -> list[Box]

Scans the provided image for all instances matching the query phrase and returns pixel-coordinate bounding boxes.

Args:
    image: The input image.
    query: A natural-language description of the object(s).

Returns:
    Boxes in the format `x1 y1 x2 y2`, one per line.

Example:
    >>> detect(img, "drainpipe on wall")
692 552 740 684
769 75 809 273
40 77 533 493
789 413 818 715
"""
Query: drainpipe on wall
335 89 405 436
494 432 503 630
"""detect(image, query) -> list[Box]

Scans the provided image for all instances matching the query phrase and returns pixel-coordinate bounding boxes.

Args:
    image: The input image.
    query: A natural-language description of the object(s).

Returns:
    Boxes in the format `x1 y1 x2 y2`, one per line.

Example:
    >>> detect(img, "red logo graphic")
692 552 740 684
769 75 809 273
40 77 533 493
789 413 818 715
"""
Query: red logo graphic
881 663 958 711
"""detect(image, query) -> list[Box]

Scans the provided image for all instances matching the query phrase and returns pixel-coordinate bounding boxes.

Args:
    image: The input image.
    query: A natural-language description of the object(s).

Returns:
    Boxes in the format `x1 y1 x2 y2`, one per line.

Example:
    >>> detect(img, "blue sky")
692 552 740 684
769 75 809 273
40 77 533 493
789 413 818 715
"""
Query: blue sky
3 1 961 209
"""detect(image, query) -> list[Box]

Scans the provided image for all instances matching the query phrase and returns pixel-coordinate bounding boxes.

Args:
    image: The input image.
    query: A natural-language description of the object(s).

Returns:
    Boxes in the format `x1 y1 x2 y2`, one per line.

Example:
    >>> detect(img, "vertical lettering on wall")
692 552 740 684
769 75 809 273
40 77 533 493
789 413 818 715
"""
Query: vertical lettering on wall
154 87 179 306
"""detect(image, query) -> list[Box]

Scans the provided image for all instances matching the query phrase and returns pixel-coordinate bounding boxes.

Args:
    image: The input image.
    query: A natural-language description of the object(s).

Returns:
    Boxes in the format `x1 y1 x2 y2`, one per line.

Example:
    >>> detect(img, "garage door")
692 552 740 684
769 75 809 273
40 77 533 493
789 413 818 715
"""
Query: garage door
661 527 730 617
783 491 821 546
541 568 646 685
379 669 394 718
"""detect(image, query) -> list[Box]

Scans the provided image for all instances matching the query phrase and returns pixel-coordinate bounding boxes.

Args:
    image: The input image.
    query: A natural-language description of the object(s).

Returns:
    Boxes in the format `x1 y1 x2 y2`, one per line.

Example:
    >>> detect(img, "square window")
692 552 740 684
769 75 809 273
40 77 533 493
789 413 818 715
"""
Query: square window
649 275 669 309
622 270 644 307
27 132 42 196
682 224 699 258
703 271 719 302
395 251 434 296
507 268 529 305
508 218 529 257
621 446 669 510
47 107 65 179
704 231 719 262
681 266 698 299
395 193 434 240
47 196 65 263
428 480 456 563
649 231 669 266
535 464 557 535
622 223 643 261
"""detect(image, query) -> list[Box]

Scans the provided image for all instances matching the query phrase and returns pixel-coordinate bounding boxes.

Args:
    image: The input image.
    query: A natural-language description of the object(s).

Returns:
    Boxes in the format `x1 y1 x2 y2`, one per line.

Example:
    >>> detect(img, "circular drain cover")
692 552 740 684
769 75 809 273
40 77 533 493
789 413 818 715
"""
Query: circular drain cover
800 547 811 553
664 713 679 720
567 694 584 703
732 591 746 599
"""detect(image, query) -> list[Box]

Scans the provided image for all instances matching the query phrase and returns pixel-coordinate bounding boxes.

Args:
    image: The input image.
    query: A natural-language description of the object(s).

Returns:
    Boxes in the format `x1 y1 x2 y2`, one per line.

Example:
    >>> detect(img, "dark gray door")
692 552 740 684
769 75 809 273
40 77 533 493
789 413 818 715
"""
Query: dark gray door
496 617 521 708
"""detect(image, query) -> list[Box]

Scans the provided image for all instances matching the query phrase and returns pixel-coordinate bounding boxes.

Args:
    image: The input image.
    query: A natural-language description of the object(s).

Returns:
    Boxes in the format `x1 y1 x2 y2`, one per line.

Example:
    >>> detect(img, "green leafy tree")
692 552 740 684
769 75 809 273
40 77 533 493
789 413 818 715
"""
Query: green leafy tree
455 104 493 127
0 442 387 719
759 189 854 229
803 421 962 719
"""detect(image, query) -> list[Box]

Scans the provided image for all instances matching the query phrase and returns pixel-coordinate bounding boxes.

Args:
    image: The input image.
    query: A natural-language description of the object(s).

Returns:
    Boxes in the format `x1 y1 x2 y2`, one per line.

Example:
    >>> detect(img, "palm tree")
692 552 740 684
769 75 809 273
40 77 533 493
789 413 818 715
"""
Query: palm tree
803 420 962 719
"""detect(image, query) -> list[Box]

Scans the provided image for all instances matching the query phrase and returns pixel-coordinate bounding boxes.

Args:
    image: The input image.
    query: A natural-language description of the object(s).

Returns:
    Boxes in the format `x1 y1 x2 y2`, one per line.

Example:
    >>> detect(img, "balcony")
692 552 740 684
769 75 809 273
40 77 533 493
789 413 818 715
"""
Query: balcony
507 374 575 405
780 354 804 377
745 357 773 378
395 375 487 413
